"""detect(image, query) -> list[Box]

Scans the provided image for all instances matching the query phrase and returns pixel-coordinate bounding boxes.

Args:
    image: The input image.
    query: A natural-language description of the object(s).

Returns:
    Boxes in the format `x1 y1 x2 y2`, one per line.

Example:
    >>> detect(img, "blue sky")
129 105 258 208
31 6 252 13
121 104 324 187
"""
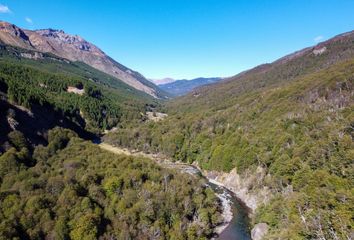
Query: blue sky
1 1 354 79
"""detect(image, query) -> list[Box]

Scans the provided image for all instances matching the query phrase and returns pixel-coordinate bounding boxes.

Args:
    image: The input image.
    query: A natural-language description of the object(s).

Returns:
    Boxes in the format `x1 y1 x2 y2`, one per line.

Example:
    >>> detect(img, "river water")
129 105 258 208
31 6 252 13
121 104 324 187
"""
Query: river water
209 182 251 240
187 166 251 240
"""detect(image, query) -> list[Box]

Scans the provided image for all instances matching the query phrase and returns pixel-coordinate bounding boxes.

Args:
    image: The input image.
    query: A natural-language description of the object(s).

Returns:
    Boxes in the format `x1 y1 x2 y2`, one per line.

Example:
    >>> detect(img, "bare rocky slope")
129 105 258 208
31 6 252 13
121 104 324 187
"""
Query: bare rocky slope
0 21 163 98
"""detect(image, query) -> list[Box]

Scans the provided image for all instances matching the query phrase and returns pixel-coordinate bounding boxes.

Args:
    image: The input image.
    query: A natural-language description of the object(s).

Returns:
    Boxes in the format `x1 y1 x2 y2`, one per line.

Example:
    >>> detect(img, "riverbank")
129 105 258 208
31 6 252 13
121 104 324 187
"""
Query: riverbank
212 189 234 236
95 141 250 239
206 177 251 239
196 165 271 239
195 165 271 214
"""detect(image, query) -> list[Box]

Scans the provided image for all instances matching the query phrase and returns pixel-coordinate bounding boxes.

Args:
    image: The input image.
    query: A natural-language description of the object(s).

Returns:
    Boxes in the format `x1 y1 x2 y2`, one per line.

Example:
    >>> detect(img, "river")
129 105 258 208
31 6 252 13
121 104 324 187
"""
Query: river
94 139 251 240
211 182 251 240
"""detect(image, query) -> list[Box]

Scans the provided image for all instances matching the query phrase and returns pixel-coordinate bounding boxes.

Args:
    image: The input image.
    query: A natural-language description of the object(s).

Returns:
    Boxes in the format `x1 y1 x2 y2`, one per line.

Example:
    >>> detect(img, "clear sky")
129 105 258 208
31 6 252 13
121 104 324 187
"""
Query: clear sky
1 0 354 79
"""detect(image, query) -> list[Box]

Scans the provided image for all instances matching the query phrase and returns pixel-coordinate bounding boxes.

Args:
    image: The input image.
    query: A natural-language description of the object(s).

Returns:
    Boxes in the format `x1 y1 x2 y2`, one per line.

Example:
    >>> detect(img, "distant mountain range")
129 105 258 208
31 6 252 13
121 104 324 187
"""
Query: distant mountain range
0 17 353 240
156 77 222 96
0 21 165 98
150 77 176 85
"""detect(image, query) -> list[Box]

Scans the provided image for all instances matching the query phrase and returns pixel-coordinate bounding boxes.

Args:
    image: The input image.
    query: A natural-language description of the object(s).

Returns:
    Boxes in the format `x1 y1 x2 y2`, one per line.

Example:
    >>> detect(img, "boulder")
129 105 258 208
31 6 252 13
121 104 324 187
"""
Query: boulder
251 223 268 240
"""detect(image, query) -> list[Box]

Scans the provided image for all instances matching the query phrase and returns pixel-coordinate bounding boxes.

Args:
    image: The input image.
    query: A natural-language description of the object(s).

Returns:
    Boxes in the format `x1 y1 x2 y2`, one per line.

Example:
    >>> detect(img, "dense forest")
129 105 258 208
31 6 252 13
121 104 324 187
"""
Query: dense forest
0 44 164 156
105 36 354 239
0 61 123 130
0 22 353 240
0 127 222 239
0 44 160 132
0 43 224 240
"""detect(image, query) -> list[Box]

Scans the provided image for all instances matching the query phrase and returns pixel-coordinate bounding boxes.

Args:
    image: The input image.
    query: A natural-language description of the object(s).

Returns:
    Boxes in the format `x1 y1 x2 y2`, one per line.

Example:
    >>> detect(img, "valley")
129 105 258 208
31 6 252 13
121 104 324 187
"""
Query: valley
95 138 252 240
103 31 354 239
0 7 353 240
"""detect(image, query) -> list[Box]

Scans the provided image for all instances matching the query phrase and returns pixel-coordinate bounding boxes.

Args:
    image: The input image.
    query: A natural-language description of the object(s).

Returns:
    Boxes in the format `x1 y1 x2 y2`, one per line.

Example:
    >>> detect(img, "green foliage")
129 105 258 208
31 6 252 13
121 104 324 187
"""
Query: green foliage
0 61 120 130
70 214 99 240
47 127 77 154
0 148 20 179
0 45 161 131
105 55 354 238
7 131 28 150
54 216 69 240
1 25 353 240
0 128 222 239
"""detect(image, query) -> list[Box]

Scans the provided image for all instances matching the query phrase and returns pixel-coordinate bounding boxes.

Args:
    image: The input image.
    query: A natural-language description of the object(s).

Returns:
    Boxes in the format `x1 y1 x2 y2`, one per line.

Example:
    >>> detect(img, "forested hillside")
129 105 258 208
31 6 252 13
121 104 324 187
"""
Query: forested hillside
0 15 353 240
0 21 166 98
0 127 222 239
105 32 354 239
0 40 225 240
0 43 161 152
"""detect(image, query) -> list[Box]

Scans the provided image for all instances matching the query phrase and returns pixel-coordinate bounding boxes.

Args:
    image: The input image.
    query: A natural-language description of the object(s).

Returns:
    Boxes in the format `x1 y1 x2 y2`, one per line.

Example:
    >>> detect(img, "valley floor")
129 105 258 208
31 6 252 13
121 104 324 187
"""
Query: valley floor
96 140 250 239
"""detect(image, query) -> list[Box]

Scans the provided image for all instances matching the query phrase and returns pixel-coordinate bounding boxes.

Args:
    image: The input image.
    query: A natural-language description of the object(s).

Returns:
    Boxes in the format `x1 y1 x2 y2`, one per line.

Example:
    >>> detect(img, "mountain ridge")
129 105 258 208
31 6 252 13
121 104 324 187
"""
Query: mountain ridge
150 77 175 85
104 29 354 239
220 30 354 86
0 21 164 98
158 77 222 96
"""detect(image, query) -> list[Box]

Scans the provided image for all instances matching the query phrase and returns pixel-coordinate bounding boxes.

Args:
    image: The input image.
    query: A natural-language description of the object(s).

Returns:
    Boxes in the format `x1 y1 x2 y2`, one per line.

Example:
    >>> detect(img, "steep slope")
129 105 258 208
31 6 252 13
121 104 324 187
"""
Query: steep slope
0 21 165 98
0 43 161 153
105 31 354 239
0 23 222 240
0 129 222 239
176 30 354 111
159 77 222 96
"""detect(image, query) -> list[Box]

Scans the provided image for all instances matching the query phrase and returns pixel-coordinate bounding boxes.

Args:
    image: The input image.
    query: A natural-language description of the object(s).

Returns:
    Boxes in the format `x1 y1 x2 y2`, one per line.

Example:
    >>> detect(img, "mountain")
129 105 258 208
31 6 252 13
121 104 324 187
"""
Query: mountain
105 30 354 239
0 41 163 153
0 21 165 98
0 25 221 240
158 77 222 96
150 77 175 85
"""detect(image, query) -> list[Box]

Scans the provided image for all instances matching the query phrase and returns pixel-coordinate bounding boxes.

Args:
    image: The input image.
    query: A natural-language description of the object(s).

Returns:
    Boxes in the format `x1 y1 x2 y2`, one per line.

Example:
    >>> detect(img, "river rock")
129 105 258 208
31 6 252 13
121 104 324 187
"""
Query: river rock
200 166 271 213
251 223 268 240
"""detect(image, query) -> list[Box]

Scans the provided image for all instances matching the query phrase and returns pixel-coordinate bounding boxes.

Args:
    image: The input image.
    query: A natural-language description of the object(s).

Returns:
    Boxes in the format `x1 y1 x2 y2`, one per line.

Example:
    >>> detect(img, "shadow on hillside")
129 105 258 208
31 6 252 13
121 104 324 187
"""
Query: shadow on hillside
0 98 96 153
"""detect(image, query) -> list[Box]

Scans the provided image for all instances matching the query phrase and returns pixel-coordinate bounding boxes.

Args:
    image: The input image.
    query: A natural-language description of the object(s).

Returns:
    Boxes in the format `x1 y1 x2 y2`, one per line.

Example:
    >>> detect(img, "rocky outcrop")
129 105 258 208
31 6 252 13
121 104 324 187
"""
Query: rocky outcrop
0 21 161 98
198 166 272 240
251 223 269 240
20 52 44 60
201 166 271 213
67 86 85 95
146 111 168 122
0 22 34 49
313 46 327 55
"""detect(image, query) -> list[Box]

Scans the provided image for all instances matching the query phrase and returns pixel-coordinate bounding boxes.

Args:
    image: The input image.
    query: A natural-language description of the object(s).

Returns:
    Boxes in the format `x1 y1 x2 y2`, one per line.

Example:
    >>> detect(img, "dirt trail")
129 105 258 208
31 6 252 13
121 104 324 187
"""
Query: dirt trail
98 143 133 156
98 142 199 173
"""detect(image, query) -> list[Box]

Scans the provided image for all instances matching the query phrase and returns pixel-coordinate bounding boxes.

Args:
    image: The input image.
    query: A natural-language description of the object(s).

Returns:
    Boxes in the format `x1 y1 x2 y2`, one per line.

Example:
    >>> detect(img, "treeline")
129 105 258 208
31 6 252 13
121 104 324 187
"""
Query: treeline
0 44 162 132
0 127 222 239
0 61 123 131
105 59 354 238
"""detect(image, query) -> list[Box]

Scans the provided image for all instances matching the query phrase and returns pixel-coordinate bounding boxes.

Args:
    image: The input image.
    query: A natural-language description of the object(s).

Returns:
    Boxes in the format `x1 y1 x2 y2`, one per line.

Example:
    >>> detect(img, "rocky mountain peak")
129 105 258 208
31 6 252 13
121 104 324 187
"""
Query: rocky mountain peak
0 21 33 48
34 28 97 52
36 29 80 42
0 21 164 98
0 21 28 40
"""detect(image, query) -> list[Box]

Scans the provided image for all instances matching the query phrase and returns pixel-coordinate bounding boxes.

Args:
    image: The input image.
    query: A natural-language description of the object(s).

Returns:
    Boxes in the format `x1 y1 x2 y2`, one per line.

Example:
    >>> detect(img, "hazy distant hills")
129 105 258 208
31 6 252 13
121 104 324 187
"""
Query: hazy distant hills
0 21 166 98
157 77 222 96
150 78 175 85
